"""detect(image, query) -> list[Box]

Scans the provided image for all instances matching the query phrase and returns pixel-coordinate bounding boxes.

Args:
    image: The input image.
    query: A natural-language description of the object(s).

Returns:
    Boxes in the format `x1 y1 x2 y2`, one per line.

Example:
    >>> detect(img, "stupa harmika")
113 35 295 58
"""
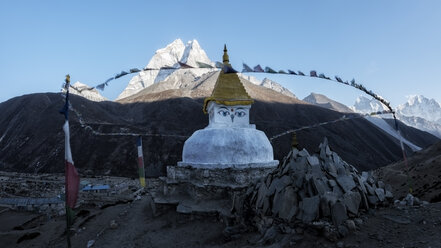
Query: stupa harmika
178 45 278 169
165 46 278 190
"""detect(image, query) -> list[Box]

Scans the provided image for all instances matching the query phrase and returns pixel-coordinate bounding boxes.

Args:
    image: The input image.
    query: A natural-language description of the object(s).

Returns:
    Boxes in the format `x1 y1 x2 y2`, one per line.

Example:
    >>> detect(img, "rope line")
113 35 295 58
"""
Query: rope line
269 111 393 141
63 94 189 139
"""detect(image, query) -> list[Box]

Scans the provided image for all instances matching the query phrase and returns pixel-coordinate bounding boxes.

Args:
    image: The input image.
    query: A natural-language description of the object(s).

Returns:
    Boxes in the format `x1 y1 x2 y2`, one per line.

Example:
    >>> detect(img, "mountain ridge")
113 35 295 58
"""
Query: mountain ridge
303 92 353 113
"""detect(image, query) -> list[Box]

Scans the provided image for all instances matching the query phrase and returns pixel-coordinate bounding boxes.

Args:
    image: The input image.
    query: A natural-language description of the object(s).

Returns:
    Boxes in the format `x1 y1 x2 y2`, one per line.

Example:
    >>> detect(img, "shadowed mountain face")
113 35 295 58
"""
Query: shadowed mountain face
0 89 438 177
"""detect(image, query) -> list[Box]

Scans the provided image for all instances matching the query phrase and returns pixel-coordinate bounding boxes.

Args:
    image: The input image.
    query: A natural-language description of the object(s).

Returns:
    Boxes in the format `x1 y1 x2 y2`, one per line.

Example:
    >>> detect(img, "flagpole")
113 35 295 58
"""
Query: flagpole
63 75 72 248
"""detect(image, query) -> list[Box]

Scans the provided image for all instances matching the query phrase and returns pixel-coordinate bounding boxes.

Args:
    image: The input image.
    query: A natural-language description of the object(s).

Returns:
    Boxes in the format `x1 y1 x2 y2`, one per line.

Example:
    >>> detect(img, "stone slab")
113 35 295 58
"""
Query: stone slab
336 175 356 193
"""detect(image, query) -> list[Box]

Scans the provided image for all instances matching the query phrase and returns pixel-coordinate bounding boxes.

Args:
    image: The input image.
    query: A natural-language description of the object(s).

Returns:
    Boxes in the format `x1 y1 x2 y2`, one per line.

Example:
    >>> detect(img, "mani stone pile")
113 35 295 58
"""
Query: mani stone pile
233 138 393 240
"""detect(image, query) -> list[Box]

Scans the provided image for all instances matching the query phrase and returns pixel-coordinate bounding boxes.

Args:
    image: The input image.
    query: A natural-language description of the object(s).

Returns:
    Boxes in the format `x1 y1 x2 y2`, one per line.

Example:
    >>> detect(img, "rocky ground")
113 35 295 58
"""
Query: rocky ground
1 192 440 248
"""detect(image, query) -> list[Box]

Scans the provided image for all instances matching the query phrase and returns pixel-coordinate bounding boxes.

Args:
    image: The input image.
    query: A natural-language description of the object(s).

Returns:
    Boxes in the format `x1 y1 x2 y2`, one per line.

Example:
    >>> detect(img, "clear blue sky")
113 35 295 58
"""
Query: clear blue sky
1 0 440 108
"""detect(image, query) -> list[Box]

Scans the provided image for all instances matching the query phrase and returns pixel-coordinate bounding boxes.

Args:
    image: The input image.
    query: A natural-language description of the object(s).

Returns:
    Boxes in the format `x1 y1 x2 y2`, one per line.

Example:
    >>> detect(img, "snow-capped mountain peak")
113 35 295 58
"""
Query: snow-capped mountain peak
180 39 214 67
397 95 441 124
146 38 186 69
350 96 387 114
350 95 441 138
117 39 216 100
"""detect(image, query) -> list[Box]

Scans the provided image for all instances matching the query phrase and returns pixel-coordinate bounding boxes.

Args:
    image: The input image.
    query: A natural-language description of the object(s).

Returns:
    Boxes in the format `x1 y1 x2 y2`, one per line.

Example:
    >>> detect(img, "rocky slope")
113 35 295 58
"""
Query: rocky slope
376 141 441 203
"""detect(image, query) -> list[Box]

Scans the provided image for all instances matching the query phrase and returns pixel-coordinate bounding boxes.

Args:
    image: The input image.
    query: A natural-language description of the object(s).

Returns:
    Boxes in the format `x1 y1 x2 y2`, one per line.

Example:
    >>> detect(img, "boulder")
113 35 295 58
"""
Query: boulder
310 177 326 196
307 156 320 166
320 191 338 217
356 176 367 194
256 183 269 208
301 195 320 223
277 186 298 221
364 181 375 195
367 195 378 205
375 188 385 202
343 191 361 215
331 201 348 226
336 175 356 193
345 220 356 232
328 179 337 188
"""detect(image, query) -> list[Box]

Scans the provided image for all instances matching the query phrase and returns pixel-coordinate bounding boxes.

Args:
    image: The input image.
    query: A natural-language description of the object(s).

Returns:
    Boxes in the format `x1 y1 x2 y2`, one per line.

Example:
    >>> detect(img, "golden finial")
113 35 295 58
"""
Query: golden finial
291 132 299 149
223 44 230 65
65 74 70 84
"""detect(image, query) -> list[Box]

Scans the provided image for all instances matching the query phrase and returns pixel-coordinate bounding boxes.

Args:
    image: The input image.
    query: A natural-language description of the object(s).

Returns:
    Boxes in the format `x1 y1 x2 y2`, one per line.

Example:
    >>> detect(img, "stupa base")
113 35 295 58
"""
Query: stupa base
174 161 278 186
150 162 278 215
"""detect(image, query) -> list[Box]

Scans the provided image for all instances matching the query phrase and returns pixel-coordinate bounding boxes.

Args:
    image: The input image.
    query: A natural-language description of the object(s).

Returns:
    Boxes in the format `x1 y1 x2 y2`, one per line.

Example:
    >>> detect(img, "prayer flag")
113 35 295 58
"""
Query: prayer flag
350 79 356 86
137 136 146 187
222 65 238 73
59 75 80 210
242 63 253 72
196 61 214 68
63 121 80 209
115 71 129 79
264 67 277 73
179 62 193 69
253 65 264 72
215 61 224 68
96 83 106 91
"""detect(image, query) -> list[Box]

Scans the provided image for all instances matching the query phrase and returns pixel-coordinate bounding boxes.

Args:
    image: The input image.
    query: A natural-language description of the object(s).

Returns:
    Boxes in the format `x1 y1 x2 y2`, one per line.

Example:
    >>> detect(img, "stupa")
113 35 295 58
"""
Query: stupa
178 45 278 169
166 46 278 189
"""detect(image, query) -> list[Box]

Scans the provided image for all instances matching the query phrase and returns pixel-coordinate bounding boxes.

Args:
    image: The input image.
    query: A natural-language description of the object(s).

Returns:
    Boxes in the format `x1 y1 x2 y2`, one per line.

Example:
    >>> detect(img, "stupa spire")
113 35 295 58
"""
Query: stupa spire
222 44 230 66
202 45 254 113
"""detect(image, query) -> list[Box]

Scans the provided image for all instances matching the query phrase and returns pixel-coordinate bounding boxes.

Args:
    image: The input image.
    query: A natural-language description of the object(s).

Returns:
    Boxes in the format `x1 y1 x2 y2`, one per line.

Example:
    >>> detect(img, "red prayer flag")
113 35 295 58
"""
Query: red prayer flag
63 121 79 208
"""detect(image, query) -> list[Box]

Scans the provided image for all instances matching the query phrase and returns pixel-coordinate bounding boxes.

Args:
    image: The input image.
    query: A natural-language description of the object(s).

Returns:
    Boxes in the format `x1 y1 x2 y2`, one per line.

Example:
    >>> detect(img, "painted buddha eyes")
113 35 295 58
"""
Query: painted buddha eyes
217 107 246 119
235 110 246 117
218 109 230 117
